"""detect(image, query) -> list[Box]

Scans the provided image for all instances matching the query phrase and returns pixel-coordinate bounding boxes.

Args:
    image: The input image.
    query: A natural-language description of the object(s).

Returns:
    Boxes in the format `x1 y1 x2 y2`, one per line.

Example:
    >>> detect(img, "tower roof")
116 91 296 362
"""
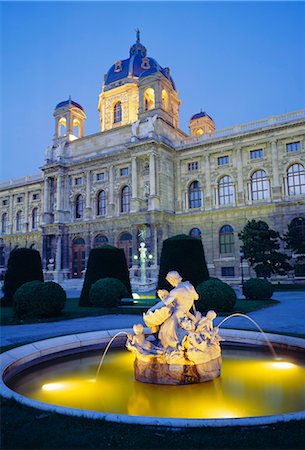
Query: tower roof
104 31 176 91
55 97 84 112
190 111 213 121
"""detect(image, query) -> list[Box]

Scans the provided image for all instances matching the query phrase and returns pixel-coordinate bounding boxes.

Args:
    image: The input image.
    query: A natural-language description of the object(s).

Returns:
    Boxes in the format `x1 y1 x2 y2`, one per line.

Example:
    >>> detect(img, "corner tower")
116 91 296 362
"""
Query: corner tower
189 111 215 136
97 31 181 132
53 97 86 143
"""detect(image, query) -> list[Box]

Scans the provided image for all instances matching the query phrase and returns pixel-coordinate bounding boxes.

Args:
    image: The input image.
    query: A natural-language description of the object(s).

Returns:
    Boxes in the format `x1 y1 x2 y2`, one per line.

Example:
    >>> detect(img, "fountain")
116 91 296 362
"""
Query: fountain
126 271 223 384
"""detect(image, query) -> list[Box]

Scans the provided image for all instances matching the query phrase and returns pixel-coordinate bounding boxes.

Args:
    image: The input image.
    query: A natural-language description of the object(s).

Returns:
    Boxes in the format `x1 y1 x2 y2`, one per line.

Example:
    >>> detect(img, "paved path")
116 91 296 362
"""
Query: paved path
1 291 304 346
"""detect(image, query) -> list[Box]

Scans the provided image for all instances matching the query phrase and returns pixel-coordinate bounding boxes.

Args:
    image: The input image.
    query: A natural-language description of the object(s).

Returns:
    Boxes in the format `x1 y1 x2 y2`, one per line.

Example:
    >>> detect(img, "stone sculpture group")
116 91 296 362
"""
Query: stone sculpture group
126 271 223 384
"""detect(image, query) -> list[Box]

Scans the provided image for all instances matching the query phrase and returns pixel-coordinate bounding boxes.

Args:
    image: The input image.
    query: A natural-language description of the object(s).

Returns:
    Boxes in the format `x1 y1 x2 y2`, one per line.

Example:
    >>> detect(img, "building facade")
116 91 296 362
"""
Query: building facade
1 34 305 283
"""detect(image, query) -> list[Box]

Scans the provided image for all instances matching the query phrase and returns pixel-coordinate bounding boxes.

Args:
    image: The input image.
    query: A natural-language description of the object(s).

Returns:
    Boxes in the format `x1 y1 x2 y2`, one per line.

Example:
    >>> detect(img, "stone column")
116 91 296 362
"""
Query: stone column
43 177 49 223
9 194 14 234
131 157 138 198
271 140 281 200
56 235 62 271
204 155 211 209
176 161 182 211
236 146 244 204
108 165 115 215
149 152 156 196
85 171 92 218
56 174 62 211
24 190 29 232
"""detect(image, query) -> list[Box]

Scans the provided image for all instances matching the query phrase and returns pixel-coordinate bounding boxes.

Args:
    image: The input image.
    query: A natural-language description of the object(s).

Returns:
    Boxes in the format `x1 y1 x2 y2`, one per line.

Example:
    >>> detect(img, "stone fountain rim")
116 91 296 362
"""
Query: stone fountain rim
1 328 305 428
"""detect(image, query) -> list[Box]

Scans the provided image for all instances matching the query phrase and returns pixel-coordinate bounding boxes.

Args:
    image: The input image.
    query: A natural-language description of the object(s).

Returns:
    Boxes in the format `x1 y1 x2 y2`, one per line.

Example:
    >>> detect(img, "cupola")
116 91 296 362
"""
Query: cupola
189 110 215 136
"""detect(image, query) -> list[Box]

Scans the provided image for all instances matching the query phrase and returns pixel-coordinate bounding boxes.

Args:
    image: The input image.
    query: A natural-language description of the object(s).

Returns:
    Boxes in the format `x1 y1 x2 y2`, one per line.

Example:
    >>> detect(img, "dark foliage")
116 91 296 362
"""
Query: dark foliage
89 277 129 307
1 248 43 306
157 234 209 291
79 246 132 306
283 218 305 277
14 281 66 319
196 278 237 313
243 278 274 300
239 220 292 278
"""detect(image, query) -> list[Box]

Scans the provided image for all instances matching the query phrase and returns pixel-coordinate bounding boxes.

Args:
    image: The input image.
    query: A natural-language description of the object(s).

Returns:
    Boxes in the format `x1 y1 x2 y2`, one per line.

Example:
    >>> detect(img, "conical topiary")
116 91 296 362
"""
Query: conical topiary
157 234 209 291
79 245 132 306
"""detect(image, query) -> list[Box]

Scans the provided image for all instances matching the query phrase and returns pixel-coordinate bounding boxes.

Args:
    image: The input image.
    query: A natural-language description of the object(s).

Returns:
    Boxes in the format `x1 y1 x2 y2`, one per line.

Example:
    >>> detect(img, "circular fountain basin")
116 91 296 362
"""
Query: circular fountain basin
1 328 305 427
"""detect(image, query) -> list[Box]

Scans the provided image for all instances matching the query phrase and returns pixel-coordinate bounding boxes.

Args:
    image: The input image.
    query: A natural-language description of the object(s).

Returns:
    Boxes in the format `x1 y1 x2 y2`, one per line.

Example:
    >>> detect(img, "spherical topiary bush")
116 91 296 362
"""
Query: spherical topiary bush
89 277 129 307
243 278 274 300
13 281 66 319
196 278 237 313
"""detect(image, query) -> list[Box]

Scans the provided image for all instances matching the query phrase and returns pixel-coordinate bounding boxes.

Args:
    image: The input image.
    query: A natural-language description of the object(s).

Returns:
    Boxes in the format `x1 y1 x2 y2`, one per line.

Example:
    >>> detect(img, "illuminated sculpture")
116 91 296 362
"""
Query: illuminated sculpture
127 271 223 384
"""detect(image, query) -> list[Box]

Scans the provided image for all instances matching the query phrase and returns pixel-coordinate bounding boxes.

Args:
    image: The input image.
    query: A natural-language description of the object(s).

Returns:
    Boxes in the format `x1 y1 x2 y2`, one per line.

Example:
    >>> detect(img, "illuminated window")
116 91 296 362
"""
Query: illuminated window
121 186 131 213
188 162 198 171
218 176 234 205
114 61 122 72
287 164 305 195
219 225 234 254
195 129 204 136
73 119 80 137
32 208 38 229
58 117 66 137
1 213 8 234
113 101 122 123
16 211 22 231
97 190 106 216
144 88 155 111
286 141 300 153
162 89 169 111
218 156 229 165
250 148 264 159
251 170 269 200
75 194 83 219
189 181 202 209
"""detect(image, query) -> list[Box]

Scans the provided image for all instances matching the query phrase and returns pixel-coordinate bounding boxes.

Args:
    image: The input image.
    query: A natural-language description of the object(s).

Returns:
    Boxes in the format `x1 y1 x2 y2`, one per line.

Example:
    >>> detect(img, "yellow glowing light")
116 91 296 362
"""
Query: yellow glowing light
42 383 65 392
271 361 296 370
132 293 140 299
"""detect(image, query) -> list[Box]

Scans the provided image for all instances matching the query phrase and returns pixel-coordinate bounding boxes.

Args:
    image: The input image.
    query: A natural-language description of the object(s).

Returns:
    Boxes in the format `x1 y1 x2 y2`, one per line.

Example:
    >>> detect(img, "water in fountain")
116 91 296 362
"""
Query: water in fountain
95 331 129 380
217 313 277 359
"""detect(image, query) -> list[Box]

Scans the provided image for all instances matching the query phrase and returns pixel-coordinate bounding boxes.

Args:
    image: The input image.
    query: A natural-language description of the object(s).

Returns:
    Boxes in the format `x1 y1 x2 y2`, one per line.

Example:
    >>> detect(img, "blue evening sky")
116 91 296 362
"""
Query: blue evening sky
1 1 305 180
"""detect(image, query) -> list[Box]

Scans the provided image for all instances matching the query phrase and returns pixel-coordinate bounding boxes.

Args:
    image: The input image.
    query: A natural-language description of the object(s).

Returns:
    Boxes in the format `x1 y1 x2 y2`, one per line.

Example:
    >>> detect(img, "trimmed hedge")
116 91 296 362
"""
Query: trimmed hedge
1 248 43 307
157 234 209 291
79 246 132 306
14 281 66 319
196 278 237 313
243 278 274 300
89 278 129 307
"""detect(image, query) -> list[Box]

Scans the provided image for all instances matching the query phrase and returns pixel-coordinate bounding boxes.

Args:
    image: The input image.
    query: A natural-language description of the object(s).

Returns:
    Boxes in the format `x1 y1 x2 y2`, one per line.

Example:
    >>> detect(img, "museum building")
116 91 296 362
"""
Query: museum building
1 34 305 282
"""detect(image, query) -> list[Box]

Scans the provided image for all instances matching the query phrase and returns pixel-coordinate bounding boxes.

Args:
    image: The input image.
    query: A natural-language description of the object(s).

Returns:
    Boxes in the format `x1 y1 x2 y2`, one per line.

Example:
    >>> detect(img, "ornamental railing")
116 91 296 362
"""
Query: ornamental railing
0 173 42 189
177 109 305 148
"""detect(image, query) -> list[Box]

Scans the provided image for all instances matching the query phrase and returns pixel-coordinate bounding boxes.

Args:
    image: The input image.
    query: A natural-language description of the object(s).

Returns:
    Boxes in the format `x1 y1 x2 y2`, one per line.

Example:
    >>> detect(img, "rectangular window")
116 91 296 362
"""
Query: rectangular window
96 172 105 181
286 141 301 153
17 196 23 203
221 267 235 277
250 148 264 159
75 177 83 185
32 193 39 200
120 167 128 176
2 199 8 206
218 156 229 165
188 161 198 171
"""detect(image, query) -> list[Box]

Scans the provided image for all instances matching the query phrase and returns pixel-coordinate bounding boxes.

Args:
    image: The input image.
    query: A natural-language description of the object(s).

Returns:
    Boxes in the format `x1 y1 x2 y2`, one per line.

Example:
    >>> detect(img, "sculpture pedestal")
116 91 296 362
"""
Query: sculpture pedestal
134 355 222 385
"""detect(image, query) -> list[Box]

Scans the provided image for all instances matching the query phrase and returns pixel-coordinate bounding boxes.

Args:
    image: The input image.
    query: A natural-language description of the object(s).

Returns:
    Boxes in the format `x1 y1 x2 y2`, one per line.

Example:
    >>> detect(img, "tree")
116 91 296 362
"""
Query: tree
238 220 292 278
283 217 305 276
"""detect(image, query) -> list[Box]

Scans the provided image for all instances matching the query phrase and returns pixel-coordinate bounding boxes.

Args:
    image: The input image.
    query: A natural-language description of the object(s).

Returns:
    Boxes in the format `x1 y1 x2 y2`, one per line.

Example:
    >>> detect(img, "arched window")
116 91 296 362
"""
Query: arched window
75 194 83 219
32 208 38 229
1 213 8 234
97 190 106 216
162 89 169 111
189 181 202 209
113 101 122 123
16 211 22 232
218 175 234 205
195 128 204 136
144 88 155 111
73 119 80 137
219 225 234 254
189 227 202 238
94 234 109 247
251 170 269 200
121 186 131 213
58 117 66 137
287 164 305 196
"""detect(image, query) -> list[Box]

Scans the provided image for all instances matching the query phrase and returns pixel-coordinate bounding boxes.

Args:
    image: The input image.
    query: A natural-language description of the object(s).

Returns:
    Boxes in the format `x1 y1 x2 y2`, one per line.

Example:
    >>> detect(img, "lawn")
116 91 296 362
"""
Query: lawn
0 298 279 326
1 397 304 450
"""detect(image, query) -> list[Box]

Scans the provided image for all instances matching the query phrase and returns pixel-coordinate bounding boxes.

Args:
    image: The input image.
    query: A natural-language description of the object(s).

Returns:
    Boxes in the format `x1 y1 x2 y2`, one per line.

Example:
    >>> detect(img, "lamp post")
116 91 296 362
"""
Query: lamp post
240 250 244 294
